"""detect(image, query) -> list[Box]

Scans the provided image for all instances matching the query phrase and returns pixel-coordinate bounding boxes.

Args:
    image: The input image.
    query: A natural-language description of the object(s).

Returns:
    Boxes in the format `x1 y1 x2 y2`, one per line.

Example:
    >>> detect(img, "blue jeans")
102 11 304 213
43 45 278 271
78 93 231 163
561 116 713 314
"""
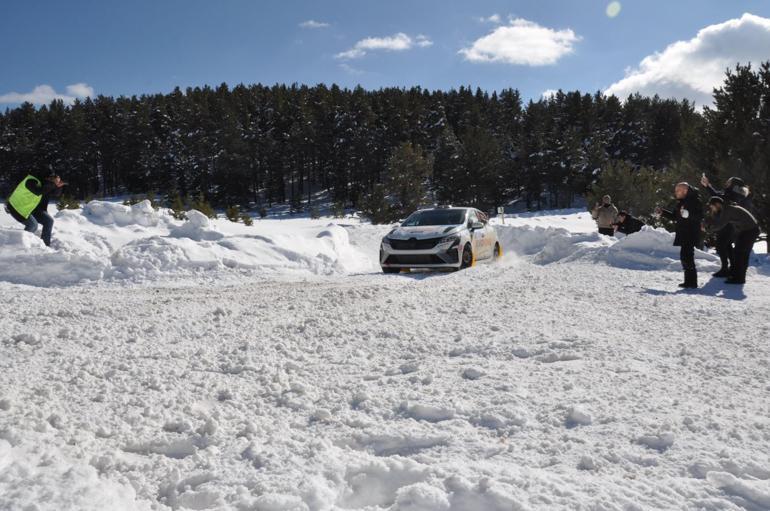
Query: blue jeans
24 211 54 246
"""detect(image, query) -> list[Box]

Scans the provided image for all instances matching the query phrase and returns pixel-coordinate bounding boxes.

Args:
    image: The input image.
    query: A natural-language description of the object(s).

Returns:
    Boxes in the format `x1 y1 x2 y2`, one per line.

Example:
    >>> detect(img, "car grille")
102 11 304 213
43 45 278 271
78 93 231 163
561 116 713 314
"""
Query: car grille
385 254 446 265
388 237 442 250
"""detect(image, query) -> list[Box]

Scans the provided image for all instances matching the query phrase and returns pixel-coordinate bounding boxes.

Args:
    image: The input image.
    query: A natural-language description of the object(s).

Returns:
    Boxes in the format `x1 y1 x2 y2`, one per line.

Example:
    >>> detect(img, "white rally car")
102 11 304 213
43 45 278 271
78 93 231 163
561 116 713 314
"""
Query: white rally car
380 207 501 273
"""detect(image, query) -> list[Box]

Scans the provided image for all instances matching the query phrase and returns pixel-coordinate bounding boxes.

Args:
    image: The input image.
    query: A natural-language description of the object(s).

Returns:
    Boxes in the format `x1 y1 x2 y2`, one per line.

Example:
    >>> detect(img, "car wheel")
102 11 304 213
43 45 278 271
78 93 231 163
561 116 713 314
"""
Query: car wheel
460 243 474 269
493 242 502 260
382 267 401 274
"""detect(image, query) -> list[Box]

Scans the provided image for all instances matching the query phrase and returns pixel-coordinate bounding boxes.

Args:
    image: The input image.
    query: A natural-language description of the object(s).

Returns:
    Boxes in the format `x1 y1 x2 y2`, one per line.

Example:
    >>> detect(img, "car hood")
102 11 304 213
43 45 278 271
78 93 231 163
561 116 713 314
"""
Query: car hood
388 225 463 240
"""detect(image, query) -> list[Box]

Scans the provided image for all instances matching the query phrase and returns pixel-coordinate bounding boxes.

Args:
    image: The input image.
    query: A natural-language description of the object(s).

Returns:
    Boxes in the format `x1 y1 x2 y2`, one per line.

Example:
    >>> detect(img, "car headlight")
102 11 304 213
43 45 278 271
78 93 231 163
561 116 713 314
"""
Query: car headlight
438 235 460 246
381 237 392 246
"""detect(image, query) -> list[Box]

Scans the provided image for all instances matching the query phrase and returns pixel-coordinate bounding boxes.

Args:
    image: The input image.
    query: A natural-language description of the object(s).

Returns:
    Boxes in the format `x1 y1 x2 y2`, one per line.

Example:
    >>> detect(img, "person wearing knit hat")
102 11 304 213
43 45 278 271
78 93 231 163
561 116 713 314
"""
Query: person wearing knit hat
591 195 618 236
700 174 752 277
705 196 759 285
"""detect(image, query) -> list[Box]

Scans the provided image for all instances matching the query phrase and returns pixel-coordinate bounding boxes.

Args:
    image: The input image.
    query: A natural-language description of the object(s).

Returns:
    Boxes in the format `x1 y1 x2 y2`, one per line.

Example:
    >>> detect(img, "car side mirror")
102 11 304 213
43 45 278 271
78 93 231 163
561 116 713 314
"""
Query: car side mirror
471 221 483 230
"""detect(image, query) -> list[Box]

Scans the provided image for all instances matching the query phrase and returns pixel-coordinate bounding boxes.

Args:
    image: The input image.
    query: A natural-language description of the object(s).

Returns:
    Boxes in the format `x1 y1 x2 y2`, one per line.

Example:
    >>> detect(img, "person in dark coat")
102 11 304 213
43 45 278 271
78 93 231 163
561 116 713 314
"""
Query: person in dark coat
613 211 645 235
705 196 760 285
700 174 752 277
656 182 703 289
5 174 66 246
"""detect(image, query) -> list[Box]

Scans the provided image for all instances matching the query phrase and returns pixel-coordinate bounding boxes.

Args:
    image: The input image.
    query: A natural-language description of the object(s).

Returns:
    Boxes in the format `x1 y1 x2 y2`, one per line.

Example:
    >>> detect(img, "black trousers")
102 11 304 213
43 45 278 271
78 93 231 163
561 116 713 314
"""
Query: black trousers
679 243 696 272
715 224 735 270
731 227 760 283
598 227 614 236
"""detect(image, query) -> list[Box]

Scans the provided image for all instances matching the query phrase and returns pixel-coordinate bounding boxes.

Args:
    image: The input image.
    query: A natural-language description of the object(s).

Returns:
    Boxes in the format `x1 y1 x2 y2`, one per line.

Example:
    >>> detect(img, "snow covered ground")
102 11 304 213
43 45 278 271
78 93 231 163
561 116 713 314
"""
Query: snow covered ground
1 204 770 510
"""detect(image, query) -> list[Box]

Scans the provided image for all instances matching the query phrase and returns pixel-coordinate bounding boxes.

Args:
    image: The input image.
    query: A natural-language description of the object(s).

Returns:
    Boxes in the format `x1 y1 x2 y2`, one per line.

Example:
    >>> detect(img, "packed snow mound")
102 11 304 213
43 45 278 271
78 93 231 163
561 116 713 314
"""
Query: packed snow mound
0 440 152 511
111 223 370 279
168 210 224 241
0 204 376 286
0 228 107 286
83 200 159 227
497 225 720 271
608 227 719 271
0 227 43 250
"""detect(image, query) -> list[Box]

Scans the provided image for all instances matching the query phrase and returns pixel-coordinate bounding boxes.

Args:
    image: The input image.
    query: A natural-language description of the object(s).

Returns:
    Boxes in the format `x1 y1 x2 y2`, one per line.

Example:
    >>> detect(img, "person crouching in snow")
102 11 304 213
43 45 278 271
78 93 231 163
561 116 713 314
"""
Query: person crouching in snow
5 173 66 247
613 210 644 235
704 196 759 285
592 195 618 236
655 183 703 289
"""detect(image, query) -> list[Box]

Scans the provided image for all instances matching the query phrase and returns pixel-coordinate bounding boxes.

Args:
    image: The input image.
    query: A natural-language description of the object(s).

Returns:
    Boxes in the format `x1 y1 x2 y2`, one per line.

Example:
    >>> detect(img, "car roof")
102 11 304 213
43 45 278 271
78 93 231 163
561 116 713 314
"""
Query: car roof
416 207 469 213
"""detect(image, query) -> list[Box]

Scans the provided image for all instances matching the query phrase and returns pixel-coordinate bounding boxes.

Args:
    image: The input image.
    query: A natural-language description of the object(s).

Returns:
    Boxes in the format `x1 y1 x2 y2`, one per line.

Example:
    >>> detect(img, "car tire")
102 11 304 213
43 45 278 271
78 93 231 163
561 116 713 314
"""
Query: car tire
460 243 474 269
382 267 401 274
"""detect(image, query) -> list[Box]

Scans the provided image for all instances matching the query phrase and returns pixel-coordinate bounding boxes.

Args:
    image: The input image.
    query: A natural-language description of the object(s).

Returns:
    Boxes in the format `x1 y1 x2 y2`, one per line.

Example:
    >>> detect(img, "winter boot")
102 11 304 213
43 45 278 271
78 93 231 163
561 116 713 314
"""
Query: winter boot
713 254 730 277
678 270 698 289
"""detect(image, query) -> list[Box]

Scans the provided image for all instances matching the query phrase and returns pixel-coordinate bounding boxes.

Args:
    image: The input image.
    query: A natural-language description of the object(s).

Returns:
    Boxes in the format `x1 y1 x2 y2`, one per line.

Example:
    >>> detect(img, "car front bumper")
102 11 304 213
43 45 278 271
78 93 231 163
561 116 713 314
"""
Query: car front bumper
380 242 461 268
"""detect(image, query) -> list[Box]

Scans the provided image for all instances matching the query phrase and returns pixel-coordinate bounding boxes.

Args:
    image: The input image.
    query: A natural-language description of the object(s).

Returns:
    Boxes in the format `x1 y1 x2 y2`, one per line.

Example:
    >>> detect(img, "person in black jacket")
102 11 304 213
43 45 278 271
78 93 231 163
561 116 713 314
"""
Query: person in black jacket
6 174 66 246
613 211 645 235
705 196 760 284
655 182 703 289
700 174 752 277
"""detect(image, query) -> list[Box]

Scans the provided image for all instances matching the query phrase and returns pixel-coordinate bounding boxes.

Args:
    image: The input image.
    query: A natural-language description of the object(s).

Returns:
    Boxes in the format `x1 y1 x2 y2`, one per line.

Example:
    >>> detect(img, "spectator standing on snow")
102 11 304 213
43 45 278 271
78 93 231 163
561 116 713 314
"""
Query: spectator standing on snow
5 173 66 247
700 174 752 277
704 196 759 285
592 195 618 236
613 211 645 235
655 183 703 289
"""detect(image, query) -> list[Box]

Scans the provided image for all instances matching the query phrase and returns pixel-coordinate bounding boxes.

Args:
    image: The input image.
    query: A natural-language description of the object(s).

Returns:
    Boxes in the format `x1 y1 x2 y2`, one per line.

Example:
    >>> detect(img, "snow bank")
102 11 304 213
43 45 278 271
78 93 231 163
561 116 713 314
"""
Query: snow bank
168 210 223 241
497 224 720 271
0 205 726 286
607 227 718 271
0 204 375 286
83 200 160 227
0 440 151 511
112 223 370 279
0 229 107 286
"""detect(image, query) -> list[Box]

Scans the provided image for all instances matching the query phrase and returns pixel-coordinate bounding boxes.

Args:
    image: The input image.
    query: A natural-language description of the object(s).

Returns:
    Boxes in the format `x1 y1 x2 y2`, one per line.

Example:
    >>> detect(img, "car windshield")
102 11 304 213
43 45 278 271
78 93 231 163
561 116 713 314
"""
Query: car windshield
402 209 466 227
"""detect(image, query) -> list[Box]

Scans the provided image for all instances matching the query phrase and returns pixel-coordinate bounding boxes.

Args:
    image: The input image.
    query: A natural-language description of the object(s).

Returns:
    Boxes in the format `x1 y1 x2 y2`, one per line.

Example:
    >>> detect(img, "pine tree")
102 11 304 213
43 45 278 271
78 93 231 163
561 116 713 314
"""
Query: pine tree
433 126 465 205
0 77 745 225
385 142 433 220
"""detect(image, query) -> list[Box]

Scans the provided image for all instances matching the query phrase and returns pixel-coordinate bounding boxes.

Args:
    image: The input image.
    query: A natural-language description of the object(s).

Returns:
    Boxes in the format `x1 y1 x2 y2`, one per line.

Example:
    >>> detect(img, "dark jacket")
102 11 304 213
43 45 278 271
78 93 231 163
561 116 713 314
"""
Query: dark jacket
36 179 63 211
706 204 759 235
614 215 645 235
706 183 752 210
661 186 703 247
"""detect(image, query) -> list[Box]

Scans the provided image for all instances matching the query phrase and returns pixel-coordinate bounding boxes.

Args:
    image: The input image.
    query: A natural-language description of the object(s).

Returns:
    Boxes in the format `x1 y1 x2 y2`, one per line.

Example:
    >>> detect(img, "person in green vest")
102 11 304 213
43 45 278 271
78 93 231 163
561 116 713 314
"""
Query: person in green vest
5 174 66 247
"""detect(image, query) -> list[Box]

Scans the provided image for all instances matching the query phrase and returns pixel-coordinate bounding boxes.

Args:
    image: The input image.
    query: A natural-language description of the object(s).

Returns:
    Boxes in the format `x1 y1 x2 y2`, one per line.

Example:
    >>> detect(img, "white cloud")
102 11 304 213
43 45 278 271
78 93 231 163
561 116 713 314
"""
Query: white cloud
65 83 94 98
0 83 94 105
460 19 581 66
605 13 770 107
476 14 502 24
541 89 559 99
299 20 330 29
336 32 433 59
416 35 433 48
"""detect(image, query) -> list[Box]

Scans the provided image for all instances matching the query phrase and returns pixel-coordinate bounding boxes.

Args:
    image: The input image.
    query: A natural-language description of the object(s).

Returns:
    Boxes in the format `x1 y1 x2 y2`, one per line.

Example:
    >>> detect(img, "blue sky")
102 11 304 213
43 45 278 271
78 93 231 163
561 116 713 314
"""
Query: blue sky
2 0 770 107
